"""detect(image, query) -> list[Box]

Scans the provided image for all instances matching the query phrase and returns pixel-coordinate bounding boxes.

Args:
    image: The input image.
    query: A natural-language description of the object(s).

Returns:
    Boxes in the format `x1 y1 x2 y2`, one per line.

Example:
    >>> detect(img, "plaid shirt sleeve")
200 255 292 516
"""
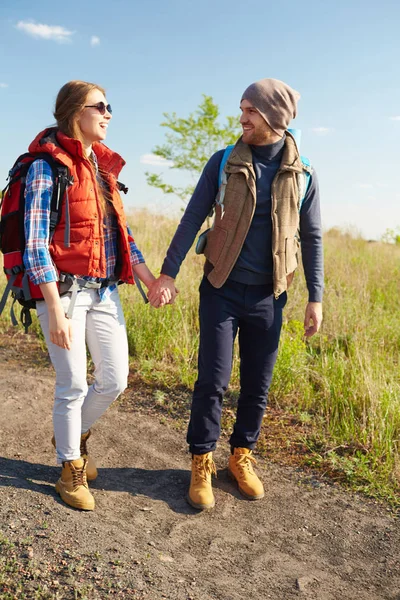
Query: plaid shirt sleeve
23 159 59 285
127 225 145 266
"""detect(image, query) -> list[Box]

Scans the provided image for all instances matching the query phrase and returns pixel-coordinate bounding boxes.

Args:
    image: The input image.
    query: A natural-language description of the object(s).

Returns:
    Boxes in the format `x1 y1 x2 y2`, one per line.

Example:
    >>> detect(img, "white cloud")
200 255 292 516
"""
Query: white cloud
390 116 400 121
0 83 8 88
90 35 100 46
16 21 74 43
311 127 333 135
140 153 174 167
354 183 373 189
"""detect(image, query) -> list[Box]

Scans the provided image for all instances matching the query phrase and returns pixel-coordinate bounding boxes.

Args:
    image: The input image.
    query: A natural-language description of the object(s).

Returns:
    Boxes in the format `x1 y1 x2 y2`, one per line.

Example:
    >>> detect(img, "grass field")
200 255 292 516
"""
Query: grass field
1 210 399 505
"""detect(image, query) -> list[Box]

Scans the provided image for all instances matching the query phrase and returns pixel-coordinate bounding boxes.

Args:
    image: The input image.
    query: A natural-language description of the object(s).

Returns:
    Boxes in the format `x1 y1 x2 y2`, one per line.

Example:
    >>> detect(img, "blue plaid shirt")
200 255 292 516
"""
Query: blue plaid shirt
23 157 144 300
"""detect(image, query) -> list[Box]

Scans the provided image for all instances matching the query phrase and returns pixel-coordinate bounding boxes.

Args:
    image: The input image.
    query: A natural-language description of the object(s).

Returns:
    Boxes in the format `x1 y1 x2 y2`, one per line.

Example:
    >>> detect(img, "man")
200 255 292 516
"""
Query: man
148 78 323 510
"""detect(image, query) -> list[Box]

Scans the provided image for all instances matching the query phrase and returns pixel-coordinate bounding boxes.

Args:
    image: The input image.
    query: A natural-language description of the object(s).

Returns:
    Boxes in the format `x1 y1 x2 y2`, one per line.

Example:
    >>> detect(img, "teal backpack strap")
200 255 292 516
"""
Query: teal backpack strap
195 145 234 255
287 127 301 148
286 129 312 210
299 155 312 210
218 145 234 188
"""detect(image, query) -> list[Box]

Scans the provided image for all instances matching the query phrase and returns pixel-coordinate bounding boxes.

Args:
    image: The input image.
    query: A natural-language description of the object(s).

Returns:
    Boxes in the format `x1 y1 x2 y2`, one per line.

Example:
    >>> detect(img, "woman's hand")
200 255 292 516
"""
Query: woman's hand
39 281 73 350
48 304 73 350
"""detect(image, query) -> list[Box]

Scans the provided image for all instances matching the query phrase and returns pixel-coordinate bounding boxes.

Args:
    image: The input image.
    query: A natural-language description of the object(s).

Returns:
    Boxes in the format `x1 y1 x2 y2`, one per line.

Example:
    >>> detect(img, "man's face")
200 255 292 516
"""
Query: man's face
240 99 277 145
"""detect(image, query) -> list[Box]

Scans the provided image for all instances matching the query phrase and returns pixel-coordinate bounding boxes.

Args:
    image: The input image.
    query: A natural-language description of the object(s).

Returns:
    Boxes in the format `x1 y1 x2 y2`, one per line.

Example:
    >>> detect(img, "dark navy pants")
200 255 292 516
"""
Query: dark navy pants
187 277 287 455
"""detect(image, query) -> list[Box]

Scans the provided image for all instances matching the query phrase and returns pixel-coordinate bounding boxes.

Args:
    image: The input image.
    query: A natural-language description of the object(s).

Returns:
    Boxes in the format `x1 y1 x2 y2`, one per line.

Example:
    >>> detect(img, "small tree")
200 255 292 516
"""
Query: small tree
145 95 241 205
382 227 400 244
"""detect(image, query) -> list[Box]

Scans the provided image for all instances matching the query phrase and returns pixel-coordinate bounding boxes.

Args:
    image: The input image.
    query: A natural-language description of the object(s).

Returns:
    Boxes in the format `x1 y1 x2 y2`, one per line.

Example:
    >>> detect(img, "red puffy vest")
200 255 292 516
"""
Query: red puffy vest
28 128 135 284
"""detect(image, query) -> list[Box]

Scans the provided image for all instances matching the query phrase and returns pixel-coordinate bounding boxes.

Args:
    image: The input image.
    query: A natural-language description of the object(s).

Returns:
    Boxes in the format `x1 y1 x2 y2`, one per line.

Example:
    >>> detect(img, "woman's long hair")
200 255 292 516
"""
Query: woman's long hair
54 80 111 213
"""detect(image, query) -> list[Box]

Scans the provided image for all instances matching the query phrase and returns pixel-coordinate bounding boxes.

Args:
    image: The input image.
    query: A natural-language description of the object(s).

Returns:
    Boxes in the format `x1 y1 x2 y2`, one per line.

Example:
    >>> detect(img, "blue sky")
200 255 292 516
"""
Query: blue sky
1 0 399 240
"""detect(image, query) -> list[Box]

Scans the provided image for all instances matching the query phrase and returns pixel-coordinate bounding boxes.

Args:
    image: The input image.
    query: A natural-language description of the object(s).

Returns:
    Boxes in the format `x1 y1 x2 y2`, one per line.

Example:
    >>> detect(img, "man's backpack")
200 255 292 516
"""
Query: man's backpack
195 128 312 254
0 153 73 331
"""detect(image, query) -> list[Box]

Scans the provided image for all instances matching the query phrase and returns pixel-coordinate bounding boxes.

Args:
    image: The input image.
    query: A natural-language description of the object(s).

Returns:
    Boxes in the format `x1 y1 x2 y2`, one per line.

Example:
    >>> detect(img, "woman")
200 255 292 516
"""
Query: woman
23 80 169 511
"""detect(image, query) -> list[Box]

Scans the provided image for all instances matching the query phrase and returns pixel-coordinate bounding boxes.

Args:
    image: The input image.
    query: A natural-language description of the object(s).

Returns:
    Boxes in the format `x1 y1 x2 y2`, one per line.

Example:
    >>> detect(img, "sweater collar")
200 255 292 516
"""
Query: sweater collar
250 135 285 162
227 131 304 174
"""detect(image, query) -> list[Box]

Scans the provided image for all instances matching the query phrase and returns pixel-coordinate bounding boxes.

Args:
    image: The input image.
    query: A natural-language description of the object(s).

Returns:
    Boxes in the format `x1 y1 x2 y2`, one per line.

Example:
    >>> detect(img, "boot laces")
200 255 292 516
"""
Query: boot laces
193 455 217 484
71 460 88 489
236 453 257 477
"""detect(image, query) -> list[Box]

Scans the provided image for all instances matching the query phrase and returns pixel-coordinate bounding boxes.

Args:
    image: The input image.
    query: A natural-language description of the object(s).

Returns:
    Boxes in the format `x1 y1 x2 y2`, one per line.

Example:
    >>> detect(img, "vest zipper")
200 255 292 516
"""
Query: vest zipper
271 174 280 299
90 169 105 278
223 171 257 279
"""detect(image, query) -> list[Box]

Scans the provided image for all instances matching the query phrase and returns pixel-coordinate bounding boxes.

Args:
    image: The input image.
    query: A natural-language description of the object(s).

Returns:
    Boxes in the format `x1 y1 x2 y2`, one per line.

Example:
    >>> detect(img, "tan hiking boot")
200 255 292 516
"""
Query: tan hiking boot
79 430 98 481
51 430 98 481
228 447 265 500
55 458 95 511
187 452 217 510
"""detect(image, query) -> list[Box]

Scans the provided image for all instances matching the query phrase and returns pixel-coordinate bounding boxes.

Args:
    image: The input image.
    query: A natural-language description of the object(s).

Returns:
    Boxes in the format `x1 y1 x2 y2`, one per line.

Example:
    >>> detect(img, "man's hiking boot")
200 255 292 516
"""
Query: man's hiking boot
187 452 217 510
228 447 264 500
55 458 95 511
51 430 98 481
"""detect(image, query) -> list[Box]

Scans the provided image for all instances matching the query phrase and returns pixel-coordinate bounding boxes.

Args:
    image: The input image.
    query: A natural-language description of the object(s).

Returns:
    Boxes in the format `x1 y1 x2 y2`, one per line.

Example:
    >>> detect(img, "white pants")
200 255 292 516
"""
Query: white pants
37 287 129 464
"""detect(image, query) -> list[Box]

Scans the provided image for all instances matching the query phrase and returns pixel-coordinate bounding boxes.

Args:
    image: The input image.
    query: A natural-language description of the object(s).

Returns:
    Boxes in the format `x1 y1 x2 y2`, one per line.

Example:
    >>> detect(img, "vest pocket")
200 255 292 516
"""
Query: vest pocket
285 237 299 274
204 226 228 267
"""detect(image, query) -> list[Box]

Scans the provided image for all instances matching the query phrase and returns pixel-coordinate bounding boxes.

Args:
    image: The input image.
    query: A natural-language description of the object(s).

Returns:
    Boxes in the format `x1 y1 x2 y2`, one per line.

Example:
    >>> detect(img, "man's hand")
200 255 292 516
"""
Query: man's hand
304 302 323 338
147 274 179 308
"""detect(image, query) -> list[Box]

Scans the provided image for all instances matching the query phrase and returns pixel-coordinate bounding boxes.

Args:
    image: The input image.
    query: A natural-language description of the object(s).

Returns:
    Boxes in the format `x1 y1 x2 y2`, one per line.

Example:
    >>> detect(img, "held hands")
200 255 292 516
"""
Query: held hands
147 274 179 308
304 302 323 338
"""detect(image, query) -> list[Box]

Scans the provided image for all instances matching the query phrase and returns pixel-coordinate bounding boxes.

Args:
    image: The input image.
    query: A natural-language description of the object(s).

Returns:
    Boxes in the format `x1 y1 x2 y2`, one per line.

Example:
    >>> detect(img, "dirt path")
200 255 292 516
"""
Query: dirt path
0 336 399 600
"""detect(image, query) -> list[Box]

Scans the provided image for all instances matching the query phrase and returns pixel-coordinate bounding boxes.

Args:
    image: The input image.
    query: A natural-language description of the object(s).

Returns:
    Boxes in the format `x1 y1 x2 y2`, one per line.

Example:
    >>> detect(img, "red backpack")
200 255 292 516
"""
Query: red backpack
0 153 72 331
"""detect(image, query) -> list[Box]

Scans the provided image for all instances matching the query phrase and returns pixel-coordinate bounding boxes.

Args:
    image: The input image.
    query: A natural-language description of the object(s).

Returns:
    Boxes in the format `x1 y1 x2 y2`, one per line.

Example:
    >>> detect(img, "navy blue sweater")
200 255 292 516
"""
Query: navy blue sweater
161 139 324 302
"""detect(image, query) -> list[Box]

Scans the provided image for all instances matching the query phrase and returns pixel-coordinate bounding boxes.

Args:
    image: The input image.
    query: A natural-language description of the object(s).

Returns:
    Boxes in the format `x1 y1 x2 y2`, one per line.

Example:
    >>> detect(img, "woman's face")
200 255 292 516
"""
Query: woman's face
77 88 112 146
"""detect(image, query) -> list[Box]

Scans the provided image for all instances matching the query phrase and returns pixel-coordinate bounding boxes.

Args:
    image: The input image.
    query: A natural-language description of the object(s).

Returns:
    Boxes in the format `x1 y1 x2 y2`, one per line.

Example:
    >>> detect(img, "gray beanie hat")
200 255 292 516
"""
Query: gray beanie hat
241 78 300 137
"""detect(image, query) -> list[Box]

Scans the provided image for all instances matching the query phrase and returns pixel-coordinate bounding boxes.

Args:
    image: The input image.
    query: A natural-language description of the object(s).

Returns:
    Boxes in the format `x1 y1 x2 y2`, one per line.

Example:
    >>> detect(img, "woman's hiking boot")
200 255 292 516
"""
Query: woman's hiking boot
79 430 98 481
55 458 95 511
187 452 217 510
51 430 98 481
228 447 265 500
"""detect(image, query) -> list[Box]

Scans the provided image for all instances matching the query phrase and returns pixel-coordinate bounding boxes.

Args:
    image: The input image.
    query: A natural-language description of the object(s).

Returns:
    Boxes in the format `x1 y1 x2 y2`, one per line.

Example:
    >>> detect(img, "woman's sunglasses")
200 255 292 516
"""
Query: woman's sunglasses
84 102 112 115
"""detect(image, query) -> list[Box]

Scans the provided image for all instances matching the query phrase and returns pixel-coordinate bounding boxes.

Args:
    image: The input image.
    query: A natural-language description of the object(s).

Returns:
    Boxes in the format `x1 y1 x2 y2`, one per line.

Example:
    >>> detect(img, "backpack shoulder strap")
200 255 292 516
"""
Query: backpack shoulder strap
218 145 235 188
30 153 73 239
300 155 312 171
299 155 313 210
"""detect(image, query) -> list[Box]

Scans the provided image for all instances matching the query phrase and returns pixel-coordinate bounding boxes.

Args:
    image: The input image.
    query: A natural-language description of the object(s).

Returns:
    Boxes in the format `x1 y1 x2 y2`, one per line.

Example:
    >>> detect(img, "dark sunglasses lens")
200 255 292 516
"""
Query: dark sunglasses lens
96 102 112 115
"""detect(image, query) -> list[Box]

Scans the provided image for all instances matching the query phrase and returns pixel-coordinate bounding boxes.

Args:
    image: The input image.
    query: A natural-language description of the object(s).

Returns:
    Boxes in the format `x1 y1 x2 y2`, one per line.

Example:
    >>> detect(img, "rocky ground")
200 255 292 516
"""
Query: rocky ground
0 333 399 600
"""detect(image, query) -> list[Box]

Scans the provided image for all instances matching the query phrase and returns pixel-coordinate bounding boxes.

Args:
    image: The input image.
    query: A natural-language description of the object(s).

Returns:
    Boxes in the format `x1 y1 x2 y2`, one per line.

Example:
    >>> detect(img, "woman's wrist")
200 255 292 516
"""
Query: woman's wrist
133 264 156 289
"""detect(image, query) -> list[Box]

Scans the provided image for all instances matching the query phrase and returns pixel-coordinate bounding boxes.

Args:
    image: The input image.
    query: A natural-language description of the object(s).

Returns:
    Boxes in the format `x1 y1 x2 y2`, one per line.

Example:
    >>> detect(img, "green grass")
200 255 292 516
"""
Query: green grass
1 210 399 505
